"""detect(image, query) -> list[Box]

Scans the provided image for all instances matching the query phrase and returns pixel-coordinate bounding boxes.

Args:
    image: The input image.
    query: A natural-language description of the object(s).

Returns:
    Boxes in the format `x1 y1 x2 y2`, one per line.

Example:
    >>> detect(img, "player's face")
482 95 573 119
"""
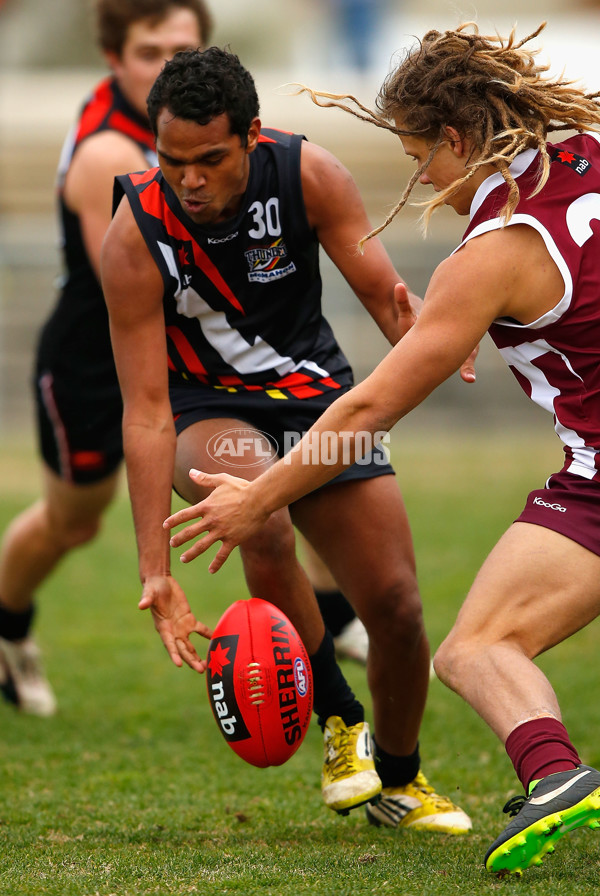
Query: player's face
106 8 203 120
156 111 261 225
398 128 475 215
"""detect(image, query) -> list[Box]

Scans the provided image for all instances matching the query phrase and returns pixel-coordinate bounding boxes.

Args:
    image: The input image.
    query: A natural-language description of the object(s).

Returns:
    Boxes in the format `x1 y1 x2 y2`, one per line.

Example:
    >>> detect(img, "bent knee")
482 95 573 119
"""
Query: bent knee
361 579 424 647
432 638 455 688
46 512 102 551
434 630 483 690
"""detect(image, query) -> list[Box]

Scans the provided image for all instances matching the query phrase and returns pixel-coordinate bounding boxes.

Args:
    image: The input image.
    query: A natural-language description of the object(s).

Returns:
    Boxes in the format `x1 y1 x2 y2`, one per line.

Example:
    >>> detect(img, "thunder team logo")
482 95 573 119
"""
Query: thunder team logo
245 239 296 283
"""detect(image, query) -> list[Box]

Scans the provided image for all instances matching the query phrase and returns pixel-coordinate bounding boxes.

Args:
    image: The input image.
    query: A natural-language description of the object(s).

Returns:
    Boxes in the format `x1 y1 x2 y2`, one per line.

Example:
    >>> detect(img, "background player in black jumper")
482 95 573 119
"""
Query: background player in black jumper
102 47 473 829
0 0 211 715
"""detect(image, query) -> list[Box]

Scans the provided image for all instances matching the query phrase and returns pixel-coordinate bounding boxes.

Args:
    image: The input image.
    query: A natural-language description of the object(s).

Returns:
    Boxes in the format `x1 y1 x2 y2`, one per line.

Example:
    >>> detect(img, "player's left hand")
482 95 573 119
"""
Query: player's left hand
164 470 269 573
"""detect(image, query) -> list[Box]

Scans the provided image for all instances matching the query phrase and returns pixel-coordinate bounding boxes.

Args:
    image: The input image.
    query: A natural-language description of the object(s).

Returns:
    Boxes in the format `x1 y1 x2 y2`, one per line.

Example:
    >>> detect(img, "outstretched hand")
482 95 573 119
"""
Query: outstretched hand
395 281 479 384
138 574 212 672
164 469 269 573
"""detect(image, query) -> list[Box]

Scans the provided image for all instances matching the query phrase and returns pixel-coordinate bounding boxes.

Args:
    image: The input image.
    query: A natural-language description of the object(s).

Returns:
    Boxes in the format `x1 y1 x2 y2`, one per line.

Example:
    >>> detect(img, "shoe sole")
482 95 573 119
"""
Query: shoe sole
335 790 381 817
486 788 600 875
366 803 472 833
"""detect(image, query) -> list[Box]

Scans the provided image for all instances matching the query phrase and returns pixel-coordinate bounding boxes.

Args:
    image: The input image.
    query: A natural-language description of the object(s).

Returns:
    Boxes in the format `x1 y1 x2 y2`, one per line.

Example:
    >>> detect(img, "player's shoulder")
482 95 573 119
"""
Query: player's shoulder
299 138 360 223
258 126 298 146
299 138 355 190
458 220 547 263
71 129 149 175
561 130 600 155
257 125 345 175
64 131 151 216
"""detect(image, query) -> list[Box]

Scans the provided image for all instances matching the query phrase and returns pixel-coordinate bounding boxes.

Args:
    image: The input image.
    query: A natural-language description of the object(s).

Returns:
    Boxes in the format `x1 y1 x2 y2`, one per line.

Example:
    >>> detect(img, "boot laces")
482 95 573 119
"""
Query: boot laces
502 794 526 817
409 772 455 810
325 727 354 780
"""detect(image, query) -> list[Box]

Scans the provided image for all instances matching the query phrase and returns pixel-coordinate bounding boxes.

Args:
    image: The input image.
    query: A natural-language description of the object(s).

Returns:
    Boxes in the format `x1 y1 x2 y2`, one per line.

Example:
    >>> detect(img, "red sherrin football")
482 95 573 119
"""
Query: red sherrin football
206 597 314 768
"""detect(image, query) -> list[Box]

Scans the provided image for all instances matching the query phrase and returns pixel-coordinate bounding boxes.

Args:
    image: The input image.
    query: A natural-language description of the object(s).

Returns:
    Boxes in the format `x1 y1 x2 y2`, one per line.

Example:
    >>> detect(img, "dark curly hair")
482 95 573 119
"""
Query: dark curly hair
294 23 600 245
147 47 260 145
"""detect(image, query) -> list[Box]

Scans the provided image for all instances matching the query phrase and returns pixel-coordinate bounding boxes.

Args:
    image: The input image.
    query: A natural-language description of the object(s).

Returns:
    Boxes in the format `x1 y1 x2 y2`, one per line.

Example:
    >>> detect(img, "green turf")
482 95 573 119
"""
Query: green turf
1 428 599 896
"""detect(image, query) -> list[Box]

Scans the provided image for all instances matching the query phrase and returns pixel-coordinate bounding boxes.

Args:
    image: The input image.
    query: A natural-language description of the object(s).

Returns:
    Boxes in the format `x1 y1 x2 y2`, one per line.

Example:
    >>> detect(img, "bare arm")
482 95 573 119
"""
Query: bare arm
300 140 418 345
165 223 564 570
101 197 211 671
64 130 149 278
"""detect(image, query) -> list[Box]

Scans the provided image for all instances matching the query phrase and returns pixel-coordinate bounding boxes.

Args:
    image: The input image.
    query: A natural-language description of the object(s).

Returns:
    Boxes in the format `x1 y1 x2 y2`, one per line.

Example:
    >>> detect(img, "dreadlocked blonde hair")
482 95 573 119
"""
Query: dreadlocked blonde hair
295 23 600 248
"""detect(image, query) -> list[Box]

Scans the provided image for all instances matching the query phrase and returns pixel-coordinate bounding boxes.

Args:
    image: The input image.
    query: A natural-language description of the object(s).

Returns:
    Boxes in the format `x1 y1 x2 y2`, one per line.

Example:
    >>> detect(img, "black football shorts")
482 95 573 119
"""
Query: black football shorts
34 367 123 484
170 381 394 487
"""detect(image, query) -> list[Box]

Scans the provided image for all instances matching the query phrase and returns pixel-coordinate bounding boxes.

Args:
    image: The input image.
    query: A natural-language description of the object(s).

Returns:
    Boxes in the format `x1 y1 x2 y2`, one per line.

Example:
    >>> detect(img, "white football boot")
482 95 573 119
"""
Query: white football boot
0 636 57 716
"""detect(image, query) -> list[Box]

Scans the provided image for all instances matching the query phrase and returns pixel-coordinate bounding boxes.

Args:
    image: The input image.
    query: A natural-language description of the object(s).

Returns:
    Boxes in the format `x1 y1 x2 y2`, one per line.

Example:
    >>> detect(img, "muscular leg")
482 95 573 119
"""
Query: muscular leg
438 524 600 870
176 427 451 815
434 522 600 742
174 419 325 653
291 475 429 756
0 464 121 611
175 417 372 762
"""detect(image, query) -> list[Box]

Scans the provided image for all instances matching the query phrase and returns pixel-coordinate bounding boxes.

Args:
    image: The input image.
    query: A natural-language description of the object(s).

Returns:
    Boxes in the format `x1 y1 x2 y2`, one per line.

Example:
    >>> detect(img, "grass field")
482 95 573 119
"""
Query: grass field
1 427 600 896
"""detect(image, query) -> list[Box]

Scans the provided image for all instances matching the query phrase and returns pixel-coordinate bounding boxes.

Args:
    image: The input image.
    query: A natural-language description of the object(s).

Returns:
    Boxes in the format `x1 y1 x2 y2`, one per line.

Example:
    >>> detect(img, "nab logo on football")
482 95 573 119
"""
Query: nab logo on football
205 598 314 768
206 634 250 742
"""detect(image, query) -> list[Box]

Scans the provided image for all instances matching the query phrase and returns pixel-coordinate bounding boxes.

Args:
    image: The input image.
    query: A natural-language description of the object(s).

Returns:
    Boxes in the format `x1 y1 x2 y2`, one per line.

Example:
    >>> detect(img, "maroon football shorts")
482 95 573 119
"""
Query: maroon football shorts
516 469 600 557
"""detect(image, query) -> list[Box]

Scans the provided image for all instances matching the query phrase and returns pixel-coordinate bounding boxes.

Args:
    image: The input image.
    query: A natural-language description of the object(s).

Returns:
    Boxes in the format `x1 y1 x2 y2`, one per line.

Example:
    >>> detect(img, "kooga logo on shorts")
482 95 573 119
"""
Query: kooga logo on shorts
533 496 567 513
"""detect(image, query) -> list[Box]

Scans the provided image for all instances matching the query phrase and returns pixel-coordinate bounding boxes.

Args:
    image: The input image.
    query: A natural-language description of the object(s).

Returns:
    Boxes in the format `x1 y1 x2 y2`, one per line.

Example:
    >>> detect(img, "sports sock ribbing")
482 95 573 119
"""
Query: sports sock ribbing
373 738 420 788
505 716 581 792
0 600 35 641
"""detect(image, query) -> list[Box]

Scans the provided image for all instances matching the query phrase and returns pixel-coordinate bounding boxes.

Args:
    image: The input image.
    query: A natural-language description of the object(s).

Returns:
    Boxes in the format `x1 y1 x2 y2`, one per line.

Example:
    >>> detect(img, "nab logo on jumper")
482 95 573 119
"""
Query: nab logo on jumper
550 147 591 177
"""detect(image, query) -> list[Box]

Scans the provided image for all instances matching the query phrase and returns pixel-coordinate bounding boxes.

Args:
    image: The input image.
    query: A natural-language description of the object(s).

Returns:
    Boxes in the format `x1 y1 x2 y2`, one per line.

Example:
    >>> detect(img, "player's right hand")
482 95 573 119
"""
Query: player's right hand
138 574 212 673
165 469 267 573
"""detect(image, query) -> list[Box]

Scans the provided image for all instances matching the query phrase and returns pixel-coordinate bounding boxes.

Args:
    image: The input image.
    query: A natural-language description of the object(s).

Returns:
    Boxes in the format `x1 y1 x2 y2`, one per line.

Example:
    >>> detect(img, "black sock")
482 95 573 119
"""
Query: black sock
309 629 364 729
374 738 421 787
0 600 35 641
314 588 356 637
